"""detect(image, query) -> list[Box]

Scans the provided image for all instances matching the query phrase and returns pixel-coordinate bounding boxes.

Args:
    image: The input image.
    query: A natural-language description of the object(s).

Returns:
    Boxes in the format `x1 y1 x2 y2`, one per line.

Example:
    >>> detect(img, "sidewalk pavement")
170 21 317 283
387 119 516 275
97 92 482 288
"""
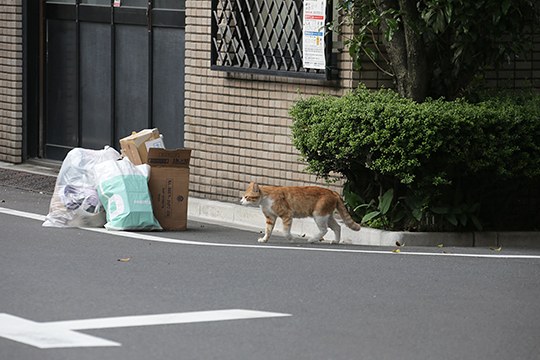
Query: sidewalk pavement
1 160 538 248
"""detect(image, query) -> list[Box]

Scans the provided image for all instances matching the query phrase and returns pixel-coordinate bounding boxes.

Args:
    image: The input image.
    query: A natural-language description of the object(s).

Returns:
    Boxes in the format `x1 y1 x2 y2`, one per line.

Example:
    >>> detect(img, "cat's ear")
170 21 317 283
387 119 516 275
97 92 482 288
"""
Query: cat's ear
252 182 260 193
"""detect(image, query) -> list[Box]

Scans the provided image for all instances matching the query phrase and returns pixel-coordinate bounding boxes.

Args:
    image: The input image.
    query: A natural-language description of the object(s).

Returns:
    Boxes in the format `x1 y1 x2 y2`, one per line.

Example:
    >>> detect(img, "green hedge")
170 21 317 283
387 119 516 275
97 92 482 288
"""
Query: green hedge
290 86 540 231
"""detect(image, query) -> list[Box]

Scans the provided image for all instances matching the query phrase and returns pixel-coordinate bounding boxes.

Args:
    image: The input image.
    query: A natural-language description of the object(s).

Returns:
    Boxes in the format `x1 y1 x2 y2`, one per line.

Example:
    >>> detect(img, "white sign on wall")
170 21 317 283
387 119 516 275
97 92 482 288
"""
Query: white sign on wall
302 0 327 70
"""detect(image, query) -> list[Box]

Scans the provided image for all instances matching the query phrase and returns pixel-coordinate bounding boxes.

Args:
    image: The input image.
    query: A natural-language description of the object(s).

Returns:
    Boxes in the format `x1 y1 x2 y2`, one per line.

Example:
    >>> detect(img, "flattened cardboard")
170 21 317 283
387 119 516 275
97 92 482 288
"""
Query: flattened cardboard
147 148 192 231
119 128 160 165
148 167 190 231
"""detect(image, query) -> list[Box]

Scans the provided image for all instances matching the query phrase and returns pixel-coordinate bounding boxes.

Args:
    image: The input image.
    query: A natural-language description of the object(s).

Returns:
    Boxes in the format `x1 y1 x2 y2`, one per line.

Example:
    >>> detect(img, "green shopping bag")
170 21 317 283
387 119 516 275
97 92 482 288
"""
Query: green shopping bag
95 158 162 231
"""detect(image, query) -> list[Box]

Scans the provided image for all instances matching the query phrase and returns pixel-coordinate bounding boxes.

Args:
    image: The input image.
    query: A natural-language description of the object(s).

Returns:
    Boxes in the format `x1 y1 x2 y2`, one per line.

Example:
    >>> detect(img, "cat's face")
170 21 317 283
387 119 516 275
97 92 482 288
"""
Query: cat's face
240 182 262 206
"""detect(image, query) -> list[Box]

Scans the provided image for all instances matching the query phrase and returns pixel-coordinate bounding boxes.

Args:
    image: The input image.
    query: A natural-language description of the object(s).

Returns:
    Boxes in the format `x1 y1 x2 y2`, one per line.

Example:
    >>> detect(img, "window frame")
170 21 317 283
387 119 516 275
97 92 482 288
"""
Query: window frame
210 0 334 80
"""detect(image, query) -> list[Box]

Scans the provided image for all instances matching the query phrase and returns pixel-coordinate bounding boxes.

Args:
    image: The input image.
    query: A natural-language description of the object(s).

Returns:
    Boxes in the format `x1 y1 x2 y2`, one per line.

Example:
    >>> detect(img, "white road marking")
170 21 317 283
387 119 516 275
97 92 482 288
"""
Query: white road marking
0 310 291 349
49 309 291 330
0 207 46 221
0 313 121 349
1 206 539 259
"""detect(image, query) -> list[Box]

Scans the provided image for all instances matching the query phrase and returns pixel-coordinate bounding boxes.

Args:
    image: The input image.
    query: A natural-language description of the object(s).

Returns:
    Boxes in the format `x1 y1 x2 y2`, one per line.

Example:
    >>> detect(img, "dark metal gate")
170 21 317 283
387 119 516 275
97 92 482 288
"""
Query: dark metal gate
43 0 185 160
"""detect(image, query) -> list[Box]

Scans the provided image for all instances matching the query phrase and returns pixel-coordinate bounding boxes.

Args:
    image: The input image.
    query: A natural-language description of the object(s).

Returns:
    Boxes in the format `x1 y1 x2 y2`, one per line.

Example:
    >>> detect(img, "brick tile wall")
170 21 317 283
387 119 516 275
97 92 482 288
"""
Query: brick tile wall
185 1 540 203
0 0 22 163
185 0 357 202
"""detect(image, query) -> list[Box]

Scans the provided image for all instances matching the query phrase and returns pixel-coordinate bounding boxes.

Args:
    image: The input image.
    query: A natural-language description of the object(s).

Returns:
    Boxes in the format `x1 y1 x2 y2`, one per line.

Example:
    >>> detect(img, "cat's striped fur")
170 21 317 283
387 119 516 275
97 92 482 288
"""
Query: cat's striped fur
241 182 361 243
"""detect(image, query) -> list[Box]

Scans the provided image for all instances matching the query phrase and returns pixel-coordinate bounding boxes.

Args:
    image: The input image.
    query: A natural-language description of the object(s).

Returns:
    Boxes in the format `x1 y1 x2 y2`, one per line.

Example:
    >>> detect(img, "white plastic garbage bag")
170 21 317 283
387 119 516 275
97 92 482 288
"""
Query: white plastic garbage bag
43 146 121 228
95 157 162 231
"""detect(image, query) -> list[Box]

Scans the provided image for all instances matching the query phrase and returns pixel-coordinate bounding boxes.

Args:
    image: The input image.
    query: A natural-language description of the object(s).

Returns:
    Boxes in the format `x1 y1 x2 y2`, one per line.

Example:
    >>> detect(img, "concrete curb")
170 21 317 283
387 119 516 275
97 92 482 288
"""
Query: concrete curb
2 161 539 248
188 197 540 248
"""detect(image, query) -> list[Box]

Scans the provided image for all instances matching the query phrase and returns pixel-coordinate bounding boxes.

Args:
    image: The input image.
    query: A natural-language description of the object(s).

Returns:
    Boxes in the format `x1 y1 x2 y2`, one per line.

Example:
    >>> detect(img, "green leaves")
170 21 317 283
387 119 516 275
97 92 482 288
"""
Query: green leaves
362 211 381 224
379 188 394 215
431 203 482 230
360 189 394 224
335 0 539 99
501 0 512 14
290 86 540 231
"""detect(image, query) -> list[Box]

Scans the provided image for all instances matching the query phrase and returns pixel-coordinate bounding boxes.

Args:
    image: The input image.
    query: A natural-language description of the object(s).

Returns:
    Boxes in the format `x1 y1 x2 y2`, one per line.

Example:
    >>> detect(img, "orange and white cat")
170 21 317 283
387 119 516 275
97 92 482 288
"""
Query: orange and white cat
240 182 361 243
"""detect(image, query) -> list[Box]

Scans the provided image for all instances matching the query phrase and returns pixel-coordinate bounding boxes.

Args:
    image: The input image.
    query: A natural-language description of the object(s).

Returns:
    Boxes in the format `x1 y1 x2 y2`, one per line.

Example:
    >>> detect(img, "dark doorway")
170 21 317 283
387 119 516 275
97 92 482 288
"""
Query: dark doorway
42 0 185 160
23 0 41 159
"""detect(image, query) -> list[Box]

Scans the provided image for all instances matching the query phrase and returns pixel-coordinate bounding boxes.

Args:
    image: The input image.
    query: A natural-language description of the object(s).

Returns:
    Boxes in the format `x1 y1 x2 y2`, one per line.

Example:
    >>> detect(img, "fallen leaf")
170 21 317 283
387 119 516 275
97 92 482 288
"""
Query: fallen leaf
437 244 444 248
392 249 401 253
490 247 502 252
118 257 131 262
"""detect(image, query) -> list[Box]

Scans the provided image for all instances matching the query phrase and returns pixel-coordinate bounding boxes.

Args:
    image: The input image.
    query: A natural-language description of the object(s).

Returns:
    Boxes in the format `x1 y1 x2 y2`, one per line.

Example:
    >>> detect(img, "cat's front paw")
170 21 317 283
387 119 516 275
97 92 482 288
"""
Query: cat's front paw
258 237 269 243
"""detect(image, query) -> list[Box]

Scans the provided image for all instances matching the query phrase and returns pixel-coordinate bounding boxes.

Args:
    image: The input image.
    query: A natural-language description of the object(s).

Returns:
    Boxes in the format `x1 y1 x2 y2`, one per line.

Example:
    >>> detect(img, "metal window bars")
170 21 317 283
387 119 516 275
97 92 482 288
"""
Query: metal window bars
211 0 332 79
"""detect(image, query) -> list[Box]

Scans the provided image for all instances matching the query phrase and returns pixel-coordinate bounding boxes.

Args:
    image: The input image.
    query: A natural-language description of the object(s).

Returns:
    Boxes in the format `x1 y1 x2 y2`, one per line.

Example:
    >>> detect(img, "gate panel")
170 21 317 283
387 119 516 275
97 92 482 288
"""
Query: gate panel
43 0 185 160
45 19 78 159
115 24 149 138
80 22 112 149
153 27 185 148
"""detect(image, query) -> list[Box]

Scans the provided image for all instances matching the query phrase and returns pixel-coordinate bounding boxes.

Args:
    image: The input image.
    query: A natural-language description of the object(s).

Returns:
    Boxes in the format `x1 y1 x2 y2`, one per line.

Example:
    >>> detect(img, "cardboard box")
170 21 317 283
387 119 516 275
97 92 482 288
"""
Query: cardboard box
145 137 165 151
147 148 191 231
119 128 161 165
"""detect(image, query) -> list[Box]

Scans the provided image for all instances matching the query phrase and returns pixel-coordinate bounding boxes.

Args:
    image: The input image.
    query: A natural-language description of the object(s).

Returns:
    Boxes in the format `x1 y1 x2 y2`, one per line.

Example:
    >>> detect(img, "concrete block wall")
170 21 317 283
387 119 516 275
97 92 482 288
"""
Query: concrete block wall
484 32 540 89
184 0 367 203
0 0 23 164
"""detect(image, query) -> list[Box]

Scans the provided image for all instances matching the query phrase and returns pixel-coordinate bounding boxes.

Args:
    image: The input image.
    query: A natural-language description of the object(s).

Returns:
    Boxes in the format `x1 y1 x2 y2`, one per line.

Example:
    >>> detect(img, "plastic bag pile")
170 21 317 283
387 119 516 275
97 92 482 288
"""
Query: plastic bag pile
43 147 161 231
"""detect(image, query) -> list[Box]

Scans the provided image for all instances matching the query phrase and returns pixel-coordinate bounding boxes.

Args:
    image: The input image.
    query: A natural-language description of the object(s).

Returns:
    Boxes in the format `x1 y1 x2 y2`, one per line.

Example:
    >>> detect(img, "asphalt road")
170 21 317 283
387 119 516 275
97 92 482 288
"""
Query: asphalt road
1 186 540 360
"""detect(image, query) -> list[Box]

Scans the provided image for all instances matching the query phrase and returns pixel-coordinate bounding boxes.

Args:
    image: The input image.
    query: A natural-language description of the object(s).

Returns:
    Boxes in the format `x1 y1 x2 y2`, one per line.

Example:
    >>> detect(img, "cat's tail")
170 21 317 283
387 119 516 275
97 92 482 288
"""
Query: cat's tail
336 195 361 231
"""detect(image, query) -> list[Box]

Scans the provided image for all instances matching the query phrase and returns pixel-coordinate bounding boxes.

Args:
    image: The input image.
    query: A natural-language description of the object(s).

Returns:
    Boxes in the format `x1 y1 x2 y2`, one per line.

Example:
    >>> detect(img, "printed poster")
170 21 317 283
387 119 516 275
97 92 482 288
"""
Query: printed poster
303 0 327 70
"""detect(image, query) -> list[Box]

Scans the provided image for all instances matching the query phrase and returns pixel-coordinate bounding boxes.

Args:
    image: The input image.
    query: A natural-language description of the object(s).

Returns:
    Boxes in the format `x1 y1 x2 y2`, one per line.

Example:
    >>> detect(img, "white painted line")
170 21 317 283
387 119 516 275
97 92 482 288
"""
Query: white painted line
0 207 46 222
0 310 291 349
49 309 291 330
87 226 540 259
0 313 120 349
1 206 540 260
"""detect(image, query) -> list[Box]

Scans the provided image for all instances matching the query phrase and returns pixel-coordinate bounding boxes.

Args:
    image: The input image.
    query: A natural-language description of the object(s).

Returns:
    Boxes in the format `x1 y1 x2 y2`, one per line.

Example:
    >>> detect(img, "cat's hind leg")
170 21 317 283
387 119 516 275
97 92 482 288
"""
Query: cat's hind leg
308 215 329 243
328 215 341 244
259 214 276 243
282 216 294 241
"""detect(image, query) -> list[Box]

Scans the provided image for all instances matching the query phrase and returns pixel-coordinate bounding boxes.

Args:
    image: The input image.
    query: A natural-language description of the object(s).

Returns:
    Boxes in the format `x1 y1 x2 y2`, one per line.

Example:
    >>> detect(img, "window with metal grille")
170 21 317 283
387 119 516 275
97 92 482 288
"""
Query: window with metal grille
211 0 332 79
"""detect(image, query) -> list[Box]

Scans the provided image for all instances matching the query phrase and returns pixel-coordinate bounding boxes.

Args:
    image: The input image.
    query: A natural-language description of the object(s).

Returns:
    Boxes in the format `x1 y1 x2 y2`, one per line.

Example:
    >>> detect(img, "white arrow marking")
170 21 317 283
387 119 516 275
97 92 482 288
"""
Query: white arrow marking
0 310 291 349
0 313 120 349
